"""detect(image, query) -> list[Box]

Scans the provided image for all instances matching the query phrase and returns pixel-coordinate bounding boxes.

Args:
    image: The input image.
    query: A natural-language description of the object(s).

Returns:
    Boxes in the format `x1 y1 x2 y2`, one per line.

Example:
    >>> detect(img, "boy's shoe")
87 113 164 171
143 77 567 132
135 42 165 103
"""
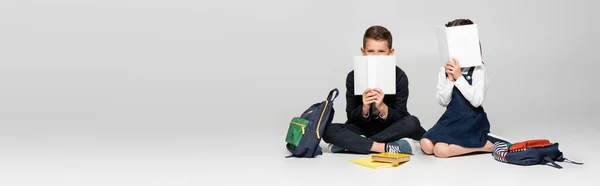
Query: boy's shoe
385 138 420 154
328 143 348 153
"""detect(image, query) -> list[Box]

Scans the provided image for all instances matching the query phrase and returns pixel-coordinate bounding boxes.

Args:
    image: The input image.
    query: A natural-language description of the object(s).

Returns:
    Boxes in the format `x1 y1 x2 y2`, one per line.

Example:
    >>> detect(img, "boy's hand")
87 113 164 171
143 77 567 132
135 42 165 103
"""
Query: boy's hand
448 58 462 81
445 61 455 81
362 89 377 115
372 88 387 114
362 88 377 105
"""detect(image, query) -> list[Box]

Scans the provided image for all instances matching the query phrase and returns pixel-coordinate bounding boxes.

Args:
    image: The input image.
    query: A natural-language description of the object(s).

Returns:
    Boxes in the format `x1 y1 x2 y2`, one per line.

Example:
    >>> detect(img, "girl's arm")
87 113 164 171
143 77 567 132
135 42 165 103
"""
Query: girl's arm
436 66 454 107
454 65 489 107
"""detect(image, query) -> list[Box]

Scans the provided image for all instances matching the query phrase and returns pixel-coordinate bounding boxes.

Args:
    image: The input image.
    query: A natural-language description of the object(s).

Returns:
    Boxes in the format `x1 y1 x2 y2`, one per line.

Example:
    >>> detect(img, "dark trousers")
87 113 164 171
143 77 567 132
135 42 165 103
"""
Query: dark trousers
322 115 426 154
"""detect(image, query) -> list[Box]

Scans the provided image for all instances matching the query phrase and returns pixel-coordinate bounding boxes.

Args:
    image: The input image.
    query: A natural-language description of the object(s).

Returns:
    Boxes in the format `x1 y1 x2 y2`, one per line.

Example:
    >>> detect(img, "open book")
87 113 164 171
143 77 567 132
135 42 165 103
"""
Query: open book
349 157 397 169
437 24 483 67
353 56 396 95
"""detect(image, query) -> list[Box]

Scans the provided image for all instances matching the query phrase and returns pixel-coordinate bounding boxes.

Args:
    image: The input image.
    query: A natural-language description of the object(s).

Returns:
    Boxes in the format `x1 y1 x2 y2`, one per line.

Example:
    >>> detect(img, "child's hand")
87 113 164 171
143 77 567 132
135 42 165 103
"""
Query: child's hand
445 61 455 81
372 88 385 111
448 58 462 80
362 88 377 109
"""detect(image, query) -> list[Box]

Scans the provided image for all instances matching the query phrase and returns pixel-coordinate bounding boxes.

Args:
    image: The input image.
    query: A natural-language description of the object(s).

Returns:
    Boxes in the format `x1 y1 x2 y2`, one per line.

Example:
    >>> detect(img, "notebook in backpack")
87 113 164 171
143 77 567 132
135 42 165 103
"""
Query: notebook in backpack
285 88 339 158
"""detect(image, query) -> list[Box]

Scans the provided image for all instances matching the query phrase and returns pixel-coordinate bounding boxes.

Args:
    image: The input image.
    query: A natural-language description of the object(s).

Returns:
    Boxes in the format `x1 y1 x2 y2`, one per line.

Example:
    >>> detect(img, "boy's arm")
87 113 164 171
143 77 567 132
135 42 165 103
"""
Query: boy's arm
345 72 369 125
383 68 410 123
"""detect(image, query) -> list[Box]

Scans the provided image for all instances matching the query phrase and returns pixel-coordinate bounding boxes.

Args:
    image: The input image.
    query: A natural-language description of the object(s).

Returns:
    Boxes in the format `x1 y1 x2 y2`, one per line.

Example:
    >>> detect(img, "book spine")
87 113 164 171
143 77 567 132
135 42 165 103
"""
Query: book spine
367 56 377 88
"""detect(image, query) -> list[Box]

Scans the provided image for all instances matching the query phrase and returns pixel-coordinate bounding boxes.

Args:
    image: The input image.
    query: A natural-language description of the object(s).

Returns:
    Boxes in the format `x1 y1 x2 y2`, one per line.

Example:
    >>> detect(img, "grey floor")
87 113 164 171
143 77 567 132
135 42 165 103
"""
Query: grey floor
260 121 597 186
0 118 597 186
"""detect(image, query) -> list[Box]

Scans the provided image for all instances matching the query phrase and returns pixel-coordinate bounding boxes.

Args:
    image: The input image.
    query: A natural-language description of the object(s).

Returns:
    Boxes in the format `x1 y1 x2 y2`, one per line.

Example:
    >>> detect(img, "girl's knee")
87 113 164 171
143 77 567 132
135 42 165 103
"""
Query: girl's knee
420 138 434 154
433 143 450 158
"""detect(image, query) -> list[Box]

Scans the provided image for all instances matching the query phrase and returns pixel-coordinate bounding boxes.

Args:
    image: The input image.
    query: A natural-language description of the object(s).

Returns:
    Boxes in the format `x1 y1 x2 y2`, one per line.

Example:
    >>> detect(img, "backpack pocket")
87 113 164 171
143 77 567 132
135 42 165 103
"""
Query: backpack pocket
286 117 309 147
508 139 551 151
286 123 318 158
509 149 542 165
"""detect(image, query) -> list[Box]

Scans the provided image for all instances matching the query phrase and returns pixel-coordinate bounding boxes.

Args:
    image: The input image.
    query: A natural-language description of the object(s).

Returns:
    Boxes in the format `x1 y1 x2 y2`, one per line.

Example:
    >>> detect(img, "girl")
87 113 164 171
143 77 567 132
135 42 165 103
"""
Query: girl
420 19 500 158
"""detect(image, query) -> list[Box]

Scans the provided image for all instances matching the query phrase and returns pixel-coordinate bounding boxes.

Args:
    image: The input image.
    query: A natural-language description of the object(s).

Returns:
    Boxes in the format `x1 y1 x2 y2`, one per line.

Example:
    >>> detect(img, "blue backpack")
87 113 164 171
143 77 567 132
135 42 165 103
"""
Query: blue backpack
285 88 339 158
492 139 583 169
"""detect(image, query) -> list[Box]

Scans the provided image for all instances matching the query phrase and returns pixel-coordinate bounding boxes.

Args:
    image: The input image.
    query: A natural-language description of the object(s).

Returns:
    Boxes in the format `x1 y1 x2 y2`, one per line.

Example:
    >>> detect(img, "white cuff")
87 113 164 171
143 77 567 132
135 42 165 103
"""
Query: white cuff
454 75 468 88
379 113 388 120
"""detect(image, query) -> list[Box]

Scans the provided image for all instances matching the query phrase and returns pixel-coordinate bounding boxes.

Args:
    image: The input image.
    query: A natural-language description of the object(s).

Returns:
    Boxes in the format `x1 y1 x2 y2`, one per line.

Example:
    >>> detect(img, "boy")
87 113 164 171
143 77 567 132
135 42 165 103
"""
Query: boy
323 25 426 154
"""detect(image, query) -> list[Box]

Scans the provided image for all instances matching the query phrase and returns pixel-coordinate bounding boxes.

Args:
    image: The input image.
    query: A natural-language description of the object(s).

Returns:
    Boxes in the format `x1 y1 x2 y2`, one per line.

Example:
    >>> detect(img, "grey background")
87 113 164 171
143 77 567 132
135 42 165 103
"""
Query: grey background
0 0 598 185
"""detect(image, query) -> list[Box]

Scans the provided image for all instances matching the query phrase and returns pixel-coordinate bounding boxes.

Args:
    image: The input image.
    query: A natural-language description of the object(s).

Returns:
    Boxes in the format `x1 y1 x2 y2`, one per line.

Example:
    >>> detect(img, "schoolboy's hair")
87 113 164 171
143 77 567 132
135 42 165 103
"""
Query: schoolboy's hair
363 25 393 49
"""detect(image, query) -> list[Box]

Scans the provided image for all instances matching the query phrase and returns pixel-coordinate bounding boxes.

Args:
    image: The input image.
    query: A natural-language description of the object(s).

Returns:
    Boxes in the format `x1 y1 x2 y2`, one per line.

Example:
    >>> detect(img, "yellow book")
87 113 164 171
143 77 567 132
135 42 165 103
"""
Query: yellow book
371 152 411 166
349 153 410 169
349 157 396 169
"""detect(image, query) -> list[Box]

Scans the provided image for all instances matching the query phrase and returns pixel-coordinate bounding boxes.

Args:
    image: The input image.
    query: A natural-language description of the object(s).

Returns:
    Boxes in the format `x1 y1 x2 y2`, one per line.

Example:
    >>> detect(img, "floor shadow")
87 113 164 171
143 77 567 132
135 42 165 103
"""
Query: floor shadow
454 151 492 157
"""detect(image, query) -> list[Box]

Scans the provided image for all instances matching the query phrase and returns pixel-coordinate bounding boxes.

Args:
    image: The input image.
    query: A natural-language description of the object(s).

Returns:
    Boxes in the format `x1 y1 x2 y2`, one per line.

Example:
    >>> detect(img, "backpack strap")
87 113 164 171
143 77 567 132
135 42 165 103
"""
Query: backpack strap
327 88 339 102
543 157 563 169
564 158 584 165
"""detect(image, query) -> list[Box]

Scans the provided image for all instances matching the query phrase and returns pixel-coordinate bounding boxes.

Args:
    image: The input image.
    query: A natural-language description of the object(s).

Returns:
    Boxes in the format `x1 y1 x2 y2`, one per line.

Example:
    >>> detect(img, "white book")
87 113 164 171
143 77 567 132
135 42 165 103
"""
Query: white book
437 24 483 67
353 56 396 95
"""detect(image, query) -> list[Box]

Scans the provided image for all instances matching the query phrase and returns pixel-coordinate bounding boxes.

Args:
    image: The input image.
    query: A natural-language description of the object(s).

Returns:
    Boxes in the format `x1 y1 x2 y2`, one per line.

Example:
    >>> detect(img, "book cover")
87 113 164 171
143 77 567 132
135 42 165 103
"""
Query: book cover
349 157 396 169
437 24 483 68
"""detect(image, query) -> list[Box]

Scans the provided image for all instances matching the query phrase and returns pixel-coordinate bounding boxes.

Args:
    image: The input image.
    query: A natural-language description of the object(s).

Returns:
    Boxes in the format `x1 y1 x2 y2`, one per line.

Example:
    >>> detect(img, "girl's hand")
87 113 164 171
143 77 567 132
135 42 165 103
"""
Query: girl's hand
445 61 455 81
448 58 462 80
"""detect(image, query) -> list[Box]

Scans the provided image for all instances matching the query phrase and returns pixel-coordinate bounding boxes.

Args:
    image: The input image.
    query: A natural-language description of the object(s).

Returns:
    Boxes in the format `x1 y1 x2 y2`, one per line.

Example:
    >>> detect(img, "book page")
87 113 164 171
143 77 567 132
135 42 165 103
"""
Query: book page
367 56 377 88
437 26 450 66
354 56 396 95
376 56 396 95
353 56 368 95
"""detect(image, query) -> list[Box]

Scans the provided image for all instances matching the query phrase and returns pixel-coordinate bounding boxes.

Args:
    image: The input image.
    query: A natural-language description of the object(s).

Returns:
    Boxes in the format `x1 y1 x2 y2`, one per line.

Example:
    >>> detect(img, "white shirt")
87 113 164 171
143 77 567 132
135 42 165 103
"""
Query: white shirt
436 65 489 107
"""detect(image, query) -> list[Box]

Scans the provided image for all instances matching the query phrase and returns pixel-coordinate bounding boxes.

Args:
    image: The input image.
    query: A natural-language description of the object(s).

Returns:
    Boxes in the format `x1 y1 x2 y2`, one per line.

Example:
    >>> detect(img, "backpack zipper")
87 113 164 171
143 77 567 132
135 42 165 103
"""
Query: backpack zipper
290 121 305 134
316 100 328 139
